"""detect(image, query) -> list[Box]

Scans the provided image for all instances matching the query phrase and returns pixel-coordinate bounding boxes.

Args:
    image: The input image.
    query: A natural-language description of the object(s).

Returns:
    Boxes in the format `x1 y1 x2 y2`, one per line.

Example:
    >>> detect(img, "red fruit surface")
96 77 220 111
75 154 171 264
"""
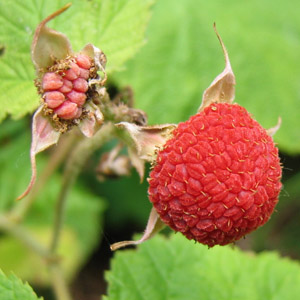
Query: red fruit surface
64 62 80 81
79 68 90 80
67 90 87 106
59 79 73 93
72 78 89 93
148 103 282 247
42 73 63 91
44 91 65 109
76 54 92 70
41 54 92 120
55 101 78 120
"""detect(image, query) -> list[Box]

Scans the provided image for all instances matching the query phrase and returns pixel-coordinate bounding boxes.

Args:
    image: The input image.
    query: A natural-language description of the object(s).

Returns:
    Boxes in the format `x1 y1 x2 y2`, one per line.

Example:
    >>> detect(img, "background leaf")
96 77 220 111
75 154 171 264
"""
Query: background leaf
0 269 42 300
0 1 300 298
113 0 300 154
82 148 152 230
0 124 106 284
0 0 154 122
105 234 300 300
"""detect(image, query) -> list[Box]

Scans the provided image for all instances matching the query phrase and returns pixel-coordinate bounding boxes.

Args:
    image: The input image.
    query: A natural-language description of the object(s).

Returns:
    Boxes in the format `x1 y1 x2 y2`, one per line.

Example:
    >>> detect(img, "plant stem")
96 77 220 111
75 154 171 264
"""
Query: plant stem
50 122 114 253
45 91 144 299
47 123 114 300
49 264 72 300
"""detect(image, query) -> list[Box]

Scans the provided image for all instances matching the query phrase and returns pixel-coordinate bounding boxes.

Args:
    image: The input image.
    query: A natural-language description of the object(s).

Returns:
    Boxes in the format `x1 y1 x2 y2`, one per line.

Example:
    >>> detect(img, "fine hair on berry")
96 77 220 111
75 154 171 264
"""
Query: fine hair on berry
148 103 282 247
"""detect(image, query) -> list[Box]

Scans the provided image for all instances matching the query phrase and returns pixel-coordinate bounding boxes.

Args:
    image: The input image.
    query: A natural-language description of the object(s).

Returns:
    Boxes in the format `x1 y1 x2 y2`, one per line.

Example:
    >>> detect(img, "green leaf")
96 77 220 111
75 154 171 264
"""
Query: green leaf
0 0 154 122
114 0 300 154
0 53 38 122
65 0 155 72
0 127 106 284
105 234 300 300
0 269 42 300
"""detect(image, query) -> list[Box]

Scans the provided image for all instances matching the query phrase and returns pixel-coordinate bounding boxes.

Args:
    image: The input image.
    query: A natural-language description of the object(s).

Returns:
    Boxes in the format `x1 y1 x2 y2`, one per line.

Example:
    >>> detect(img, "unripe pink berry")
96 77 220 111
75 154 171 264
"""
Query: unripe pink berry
42 72 63 90
58 79 73 93
54 101 78 119
44 91 65 109
40 54 93 120
63 62 80 81
79 68 90 80
73 78 89 93
76 54 91 69
67 90 87 106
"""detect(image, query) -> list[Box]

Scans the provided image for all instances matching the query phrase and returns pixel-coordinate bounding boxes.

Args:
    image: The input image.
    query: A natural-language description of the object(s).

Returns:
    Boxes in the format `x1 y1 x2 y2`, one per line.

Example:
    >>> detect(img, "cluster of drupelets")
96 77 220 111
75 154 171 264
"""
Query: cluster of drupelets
41 54 92 120
148 103 282 247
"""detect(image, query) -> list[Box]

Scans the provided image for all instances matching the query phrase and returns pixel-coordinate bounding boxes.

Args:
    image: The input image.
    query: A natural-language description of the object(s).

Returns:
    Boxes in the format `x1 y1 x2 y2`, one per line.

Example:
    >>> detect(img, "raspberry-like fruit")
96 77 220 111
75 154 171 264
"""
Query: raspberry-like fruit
41 54 92 120
148 103 282 247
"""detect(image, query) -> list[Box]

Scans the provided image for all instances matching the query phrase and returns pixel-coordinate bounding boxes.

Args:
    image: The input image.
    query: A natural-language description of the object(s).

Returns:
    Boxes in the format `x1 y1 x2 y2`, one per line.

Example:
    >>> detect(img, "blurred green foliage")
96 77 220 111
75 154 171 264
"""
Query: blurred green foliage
0 0 300 299
0 121 105 284
114 0 300 154
81 142 152 230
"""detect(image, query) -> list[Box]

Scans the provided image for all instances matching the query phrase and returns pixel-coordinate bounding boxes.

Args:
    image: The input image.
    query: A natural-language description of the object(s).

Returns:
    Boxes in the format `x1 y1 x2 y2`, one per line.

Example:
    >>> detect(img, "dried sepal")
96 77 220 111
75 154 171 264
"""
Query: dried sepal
97 144 131 181
17 106 61 200
266 117 282 137
81 44 107 86
79 102 104 137
198 23 236 112
110 208 165 251
32 3 73 74
128 146 145 182
116 122 176 162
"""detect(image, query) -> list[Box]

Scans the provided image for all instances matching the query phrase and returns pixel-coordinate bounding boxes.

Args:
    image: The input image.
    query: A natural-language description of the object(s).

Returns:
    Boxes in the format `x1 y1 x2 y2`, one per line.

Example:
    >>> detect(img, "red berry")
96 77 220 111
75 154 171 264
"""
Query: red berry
42 72 63 90
58 79 73 93
148 103 282 247
54 101 78 120
63 62 80 81
79 68 90 80
76 54 91 69
44 91 65 109
67 90 86 106
72 78 89 93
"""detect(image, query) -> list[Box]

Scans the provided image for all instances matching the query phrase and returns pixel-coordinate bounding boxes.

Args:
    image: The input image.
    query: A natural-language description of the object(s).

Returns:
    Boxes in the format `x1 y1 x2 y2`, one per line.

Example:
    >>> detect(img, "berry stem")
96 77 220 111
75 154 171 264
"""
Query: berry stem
97 87 147 125
49 264 72 300
47 123 115 300
49 123 115 253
